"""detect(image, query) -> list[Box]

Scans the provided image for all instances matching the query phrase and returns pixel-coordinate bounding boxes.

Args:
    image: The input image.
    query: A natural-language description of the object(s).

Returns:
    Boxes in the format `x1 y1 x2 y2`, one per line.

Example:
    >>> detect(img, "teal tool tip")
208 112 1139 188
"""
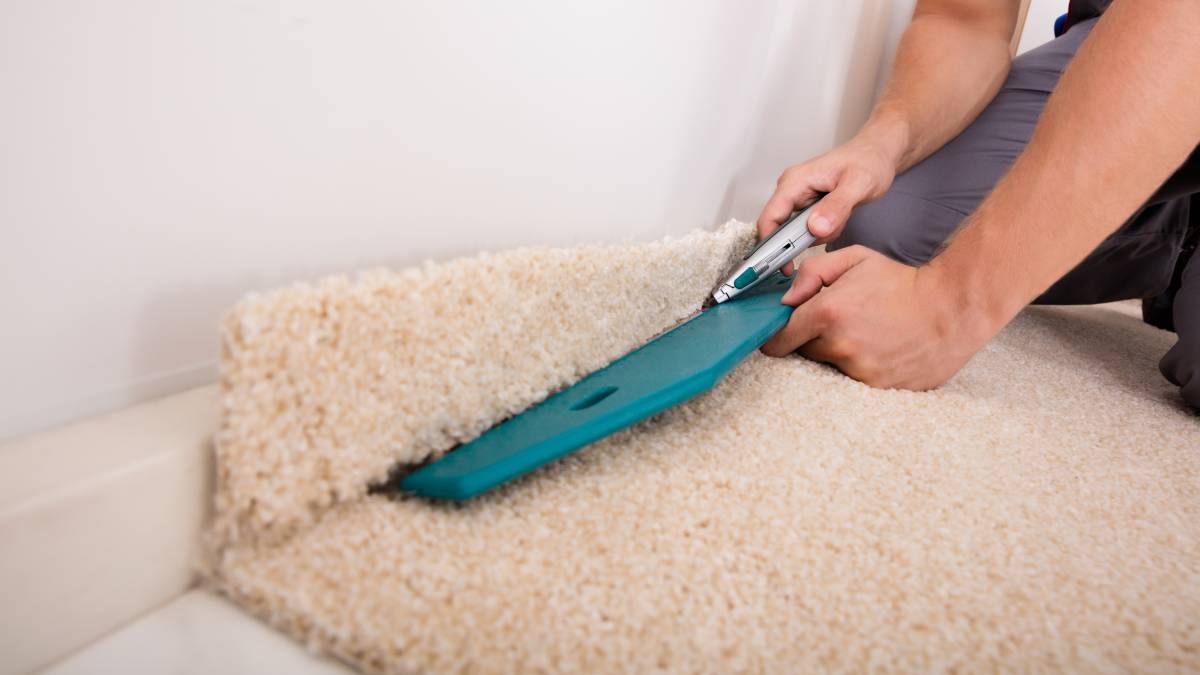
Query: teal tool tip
733 267 758 289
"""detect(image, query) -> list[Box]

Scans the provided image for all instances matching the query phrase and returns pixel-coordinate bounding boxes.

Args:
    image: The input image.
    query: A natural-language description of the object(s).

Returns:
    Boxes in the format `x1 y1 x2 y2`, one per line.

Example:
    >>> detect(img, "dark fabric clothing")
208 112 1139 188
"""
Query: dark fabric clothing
1067 0 1111 27
828 17 1200 409
1075 0 1108 25
1162 223 1200 405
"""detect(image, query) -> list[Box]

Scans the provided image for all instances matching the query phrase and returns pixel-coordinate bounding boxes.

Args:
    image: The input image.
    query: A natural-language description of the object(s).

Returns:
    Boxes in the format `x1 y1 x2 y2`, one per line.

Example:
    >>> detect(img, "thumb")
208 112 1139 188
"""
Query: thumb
781 245 873 307
805 173 872 240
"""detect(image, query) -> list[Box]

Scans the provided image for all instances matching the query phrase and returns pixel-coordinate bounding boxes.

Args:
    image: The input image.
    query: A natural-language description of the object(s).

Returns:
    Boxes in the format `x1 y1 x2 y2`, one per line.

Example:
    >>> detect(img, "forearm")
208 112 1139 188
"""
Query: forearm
858 2 1018 173
930 0 1200 329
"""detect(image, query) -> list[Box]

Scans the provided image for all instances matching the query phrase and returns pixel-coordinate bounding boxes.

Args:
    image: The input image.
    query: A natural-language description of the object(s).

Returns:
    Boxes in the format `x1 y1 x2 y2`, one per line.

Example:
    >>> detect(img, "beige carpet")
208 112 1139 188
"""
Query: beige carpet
206 222 1200 673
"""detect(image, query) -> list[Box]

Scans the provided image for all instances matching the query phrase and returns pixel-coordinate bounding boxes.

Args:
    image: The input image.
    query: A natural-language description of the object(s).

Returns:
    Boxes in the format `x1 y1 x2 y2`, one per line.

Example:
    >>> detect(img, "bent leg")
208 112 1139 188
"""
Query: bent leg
829 190 967 266
1035 198 1189 305
823 15 1200 407
830 20 1098 264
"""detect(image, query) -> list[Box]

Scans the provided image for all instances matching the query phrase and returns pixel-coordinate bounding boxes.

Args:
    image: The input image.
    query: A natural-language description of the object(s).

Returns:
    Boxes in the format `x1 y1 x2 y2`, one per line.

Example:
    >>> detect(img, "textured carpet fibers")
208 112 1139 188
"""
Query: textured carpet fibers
208 222 1200 673
211 224 751 548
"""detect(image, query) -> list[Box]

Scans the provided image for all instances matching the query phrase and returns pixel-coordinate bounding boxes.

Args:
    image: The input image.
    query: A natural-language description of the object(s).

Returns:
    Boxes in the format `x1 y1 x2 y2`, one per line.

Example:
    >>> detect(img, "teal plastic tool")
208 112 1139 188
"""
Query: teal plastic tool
399 273 794 500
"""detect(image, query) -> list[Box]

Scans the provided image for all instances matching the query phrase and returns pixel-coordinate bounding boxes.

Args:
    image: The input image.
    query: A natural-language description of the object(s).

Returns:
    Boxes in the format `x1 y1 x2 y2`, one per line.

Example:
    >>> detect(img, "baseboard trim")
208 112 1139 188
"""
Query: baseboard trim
0 385 218 674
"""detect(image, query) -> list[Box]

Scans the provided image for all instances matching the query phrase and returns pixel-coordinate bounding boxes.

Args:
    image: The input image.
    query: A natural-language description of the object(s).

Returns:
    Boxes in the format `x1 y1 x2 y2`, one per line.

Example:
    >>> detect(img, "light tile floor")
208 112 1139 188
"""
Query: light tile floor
41 591 352 675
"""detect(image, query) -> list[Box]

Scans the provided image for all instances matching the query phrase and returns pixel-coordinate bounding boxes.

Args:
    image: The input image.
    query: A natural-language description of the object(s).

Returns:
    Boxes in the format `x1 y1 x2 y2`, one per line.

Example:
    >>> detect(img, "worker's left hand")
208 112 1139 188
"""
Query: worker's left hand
760 245 996 390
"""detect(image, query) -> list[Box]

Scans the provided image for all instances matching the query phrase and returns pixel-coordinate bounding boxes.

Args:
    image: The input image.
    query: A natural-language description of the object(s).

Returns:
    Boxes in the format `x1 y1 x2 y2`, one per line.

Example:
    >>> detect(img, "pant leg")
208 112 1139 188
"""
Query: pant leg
829 19 1102 265
832 16 1189 304
1036 199 1189 304
827 17 1200 409
1159 247 1200 410
1035 149 1197 304
1159 204 1200 411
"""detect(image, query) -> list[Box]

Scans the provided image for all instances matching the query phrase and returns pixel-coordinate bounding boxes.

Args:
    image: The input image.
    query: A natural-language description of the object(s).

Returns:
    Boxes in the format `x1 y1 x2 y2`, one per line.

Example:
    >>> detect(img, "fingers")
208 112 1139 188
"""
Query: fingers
798 337 882 387
781 245 872 307
756 163 876 255
760 246 874 357
755 191 807 276
755 188 813 247
755 166 827 240
804 171 874 240
797 336 849 365
756 166 831 275
761 296 829 357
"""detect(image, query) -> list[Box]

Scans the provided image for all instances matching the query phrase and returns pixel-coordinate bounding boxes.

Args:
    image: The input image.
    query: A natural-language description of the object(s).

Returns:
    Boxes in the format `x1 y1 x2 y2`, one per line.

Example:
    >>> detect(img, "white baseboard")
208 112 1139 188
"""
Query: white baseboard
0 385 218 674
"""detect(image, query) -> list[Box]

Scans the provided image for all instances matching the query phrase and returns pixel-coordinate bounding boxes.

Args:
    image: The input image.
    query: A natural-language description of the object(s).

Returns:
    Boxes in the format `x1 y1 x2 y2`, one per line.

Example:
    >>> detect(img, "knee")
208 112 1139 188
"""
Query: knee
827 196 935 266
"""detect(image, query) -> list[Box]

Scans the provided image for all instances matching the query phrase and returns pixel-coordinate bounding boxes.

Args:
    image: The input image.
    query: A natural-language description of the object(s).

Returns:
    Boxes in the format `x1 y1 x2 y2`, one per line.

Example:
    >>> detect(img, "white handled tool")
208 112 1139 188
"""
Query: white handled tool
711 203 819 304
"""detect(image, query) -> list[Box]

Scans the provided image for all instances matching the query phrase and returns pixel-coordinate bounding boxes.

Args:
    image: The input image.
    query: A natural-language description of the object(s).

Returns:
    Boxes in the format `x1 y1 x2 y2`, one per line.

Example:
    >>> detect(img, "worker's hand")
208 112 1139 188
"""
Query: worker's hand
756 138 898 273
761 245 997 390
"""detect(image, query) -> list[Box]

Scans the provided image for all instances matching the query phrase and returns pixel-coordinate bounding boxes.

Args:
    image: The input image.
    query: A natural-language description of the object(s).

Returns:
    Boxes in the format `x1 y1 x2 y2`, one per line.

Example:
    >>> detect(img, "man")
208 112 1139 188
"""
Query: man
755 0 1200 409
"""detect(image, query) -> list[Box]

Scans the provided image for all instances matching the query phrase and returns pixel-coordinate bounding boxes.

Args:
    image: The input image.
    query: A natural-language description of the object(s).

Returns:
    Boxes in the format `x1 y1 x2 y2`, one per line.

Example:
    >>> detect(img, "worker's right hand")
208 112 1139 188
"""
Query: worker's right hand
755 138 898 263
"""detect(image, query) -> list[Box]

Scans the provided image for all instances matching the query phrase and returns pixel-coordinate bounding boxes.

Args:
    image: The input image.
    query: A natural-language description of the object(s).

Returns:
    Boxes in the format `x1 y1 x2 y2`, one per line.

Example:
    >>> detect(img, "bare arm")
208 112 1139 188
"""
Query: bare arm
757 0 1020 242
763 0 1200 391
868 0 1020 172
932 0 1200 328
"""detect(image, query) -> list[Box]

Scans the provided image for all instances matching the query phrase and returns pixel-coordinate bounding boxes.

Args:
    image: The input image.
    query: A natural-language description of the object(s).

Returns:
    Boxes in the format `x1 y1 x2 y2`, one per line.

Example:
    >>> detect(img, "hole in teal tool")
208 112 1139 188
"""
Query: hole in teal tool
570 386 617 410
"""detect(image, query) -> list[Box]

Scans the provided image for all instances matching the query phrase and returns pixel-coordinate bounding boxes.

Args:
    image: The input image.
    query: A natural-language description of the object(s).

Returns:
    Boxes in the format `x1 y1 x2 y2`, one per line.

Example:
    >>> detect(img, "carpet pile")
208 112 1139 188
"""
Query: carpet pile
206 222 1199 673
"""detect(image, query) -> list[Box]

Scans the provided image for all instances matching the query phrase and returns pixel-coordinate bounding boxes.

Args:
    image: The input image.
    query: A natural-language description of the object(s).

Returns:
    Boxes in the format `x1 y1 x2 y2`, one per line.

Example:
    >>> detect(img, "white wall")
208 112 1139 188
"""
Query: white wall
1 0 914 440
1018 0 1065 54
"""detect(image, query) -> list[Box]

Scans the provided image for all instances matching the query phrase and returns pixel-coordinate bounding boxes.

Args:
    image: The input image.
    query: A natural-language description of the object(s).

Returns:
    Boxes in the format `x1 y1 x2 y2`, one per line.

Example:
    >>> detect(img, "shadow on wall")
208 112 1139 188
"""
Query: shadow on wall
130 250 423 403
834 0 894 144
128 280 247 412
127 0 908 421
0 0 919 441
701 0 901 228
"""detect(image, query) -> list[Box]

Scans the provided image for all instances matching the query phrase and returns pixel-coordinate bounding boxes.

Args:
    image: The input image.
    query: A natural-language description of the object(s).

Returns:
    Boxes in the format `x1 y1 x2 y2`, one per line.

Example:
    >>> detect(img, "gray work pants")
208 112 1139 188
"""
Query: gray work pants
829 18 1200 410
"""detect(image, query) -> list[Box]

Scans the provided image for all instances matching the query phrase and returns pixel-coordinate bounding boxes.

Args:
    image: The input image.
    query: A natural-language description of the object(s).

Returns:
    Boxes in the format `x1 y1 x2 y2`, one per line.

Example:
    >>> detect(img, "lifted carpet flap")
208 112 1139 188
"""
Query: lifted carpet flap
209 221 756 549
206 221 1200 673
